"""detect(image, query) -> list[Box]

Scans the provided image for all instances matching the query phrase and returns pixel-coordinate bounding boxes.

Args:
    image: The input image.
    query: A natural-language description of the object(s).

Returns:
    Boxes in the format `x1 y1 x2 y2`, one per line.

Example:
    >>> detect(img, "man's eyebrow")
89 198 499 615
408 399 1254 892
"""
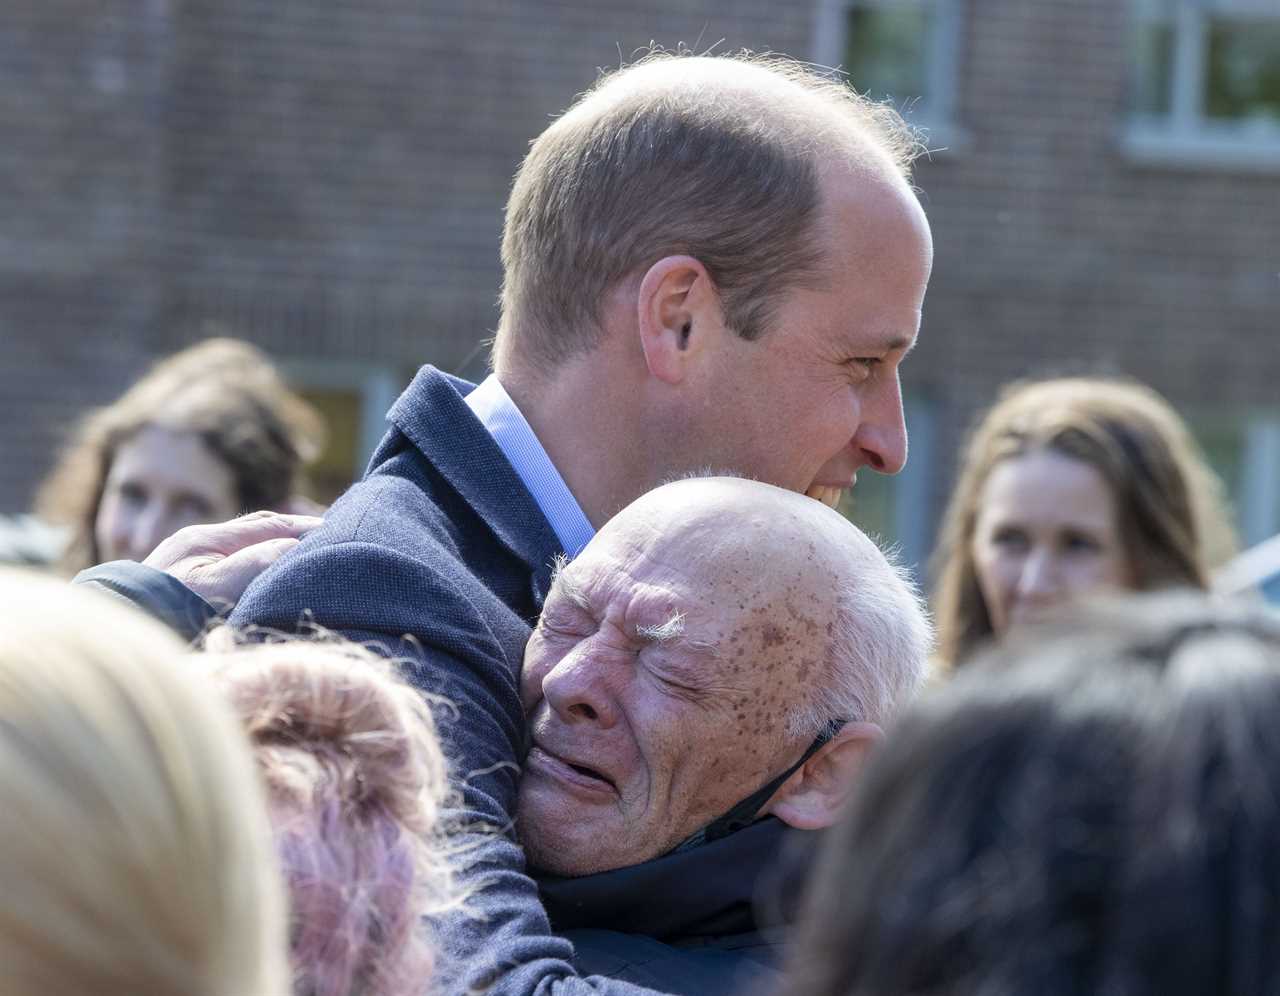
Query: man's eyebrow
547 555 592 612
635 610 686 644
636 610 720 659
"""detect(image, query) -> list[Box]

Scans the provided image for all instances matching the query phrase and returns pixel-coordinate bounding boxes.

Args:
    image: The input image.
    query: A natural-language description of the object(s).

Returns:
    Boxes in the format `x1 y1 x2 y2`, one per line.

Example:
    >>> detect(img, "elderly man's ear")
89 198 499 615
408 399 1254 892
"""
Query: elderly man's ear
635 255 727 385
761 722 884 831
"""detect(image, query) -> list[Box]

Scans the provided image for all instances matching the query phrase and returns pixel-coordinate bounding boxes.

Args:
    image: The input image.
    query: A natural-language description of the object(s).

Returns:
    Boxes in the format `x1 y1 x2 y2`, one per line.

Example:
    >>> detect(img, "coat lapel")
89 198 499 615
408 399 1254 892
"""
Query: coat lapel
387 365 562 605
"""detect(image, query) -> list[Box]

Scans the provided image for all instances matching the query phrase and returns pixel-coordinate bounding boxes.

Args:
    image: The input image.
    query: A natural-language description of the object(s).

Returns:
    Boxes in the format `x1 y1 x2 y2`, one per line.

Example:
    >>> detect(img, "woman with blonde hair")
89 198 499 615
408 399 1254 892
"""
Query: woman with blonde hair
200 633 459 996
931 377 1236 668
0 568 289 996
38 336 325 574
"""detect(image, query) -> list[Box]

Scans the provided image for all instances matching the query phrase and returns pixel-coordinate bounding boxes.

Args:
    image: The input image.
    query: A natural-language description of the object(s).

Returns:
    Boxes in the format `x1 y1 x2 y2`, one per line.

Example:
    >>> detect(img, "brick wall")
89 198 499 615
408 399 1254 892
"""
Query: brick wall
4 0 1278 563
2 0 810 513
908 0 1280 543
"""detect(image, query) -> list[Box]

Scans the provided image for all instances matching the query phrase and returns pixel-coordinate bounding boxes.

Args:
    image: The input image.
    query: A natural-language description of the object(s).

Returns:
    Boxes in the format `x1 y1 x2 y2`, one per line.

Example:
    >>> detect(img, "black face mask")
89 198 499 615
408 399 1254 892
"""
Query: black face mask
669 717 846 855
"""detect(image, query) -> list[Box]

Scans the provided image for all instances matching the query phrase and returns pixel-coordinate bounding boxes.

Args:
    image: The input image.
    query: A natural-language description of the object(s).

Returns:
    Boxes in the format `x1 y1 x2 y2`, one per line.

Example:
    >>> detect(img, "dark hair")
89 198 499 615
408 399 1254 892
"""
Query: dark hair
782 593 1280 996
37 337 325 573
931 377 1237 667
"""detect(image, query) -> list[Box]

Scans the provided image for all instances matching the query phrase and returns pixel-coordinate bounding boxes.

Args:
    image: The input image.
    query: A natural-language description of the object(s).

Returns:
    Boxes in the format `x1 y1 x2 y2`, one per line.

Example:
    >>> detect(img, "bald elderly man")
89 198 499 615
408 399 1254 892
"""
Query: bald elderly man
519 477 929 989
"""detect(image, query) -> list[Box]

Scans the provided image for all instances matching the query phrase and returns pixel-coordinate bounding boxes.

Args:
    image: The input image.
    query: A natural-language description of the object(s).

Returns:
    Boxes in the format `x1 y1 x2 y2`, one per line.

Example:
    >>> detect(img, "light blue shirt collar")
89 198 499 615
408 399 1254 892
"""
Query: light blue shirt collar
465 374 596 559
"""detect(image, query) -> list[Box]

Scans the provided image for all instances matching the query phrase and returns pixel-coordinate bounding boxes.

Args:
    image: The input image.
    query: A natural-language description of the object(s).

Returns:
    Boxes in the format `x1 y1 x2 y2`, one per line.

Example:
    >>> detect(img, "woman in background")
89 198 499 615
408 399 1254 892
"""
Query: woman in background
38 336 325 573
0 569 289 996
202 633 460 996
930 376 1235 668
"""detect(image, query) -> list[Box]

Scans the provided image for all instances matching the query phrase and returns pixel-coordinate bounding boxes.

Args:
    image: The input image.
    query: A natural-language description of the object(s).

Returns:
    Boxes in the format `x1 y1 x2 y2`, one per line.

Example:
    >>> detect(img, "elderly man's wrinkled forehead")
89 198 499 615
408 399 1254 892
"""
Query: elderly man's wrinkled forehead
564 478 864 637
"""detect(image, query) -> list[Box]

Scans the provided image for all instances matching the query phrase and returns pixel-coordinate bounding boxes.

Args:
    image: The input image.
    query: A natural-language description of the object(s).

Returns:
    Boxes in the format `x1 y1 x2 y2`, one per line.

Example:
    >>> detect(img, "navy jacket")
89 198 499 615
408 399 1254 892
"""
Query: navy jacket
218 366 790 995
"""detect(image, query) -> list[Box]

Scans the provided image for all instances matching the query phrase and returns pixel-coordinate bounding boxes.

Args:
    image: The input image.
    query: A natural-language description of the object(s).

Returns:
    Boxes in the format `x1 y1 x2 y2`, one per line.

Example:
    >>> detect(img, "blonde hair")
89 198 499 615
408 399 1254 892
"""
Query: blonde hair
931 377 1238 668
495 49 923 376
0 569 289 996
200 632 459 996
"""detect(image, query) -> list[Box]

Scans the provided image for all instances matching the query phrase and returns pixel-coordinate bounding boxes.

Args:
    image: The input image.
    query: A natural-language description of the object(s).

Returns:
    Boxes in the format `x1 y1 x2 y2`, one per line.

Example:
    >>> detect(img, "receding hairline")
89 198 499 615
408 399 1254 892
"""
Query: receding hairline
562 53 917 183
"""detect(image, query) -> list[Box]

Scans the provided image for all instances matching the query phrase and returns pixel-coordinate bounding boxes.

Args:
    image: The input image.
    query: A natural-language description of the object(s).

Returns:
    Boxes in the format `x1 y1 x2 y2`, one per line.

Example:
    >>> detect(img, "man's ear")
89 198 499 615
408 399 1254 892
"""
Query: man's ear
635 255 723 385
760 722 884 831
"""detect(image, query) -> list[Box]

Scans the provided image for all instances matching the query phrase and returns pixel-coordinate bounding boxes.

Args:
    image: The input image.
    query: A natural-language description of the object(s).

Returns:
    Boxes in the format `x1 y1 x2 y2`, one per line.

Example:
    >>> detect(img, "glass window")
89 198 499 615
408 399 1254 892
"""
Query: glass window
1133 17 1176 115
845 2 933 106
1125 0 1280 170
1187 410 1280 551
816 0 963 146
1205 17 1280 122
294 386 365 505
280 362 404 506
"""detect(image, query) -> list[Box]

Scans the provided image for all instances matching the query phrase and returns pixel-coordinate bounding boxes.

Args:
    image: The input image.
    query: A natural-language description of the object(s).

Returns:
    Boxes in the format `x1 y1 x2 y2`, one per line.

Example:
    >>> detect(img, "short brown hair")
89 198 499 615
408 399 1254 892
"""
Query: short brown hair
930 377 1238 668
495 50 923 375
37 336 325 573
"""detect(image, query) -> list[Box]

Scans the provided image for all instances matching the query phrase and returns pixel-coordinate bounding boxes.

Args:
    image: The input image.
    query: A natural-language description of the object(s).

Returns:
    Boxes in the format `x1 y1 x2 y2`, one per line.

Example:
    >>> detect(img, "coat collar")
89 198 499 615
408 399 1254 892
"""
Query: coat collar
387 365 563 606
536 818 809 940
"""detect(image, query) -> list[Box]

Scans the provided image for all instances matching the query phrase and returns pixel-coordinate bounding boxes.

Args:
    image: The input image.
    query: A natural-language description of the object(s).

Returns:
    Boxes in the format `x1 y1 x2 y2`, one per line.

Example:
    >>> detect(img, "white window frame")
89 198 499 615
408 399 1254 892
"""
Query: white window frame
811 0 968 153
1123 0 1280 173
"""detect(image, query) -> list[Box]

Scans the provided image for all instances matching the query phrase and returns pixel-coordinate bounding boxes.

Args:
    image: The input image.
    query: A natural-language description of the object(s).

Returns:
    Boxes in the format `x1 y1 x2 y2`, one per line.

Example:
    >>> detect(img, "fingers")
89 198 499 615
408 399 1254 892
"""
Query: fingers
210 510 325 547
199 536 303 606
142 511 324 570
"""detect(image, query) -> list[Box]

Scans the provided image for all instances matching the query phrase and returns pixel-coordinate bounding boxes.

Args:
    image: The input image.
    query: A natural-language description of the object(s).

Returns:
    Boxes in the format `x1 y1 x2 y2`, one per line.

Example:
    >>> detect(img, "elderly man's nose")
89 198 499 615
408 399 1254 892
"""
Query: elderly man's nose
543 659 618 727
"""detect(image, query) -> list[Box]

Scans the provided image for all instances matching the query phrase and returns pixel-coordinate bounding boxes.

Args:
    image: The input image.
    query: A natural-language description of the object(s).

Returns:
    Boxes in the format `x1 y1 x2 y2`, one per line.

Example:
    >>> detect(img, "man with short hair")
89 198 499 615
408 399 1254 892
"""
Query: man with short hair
233 50 934 995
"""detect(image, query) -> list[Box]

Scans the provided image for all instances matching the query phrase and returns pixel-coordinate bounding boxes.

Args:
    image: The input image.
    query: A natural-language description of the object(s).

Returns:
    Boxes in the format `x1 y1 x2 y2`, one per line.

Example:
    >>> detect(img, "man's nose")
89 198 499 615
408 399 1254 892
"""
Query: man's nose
854 373 908 475
541 647 620 728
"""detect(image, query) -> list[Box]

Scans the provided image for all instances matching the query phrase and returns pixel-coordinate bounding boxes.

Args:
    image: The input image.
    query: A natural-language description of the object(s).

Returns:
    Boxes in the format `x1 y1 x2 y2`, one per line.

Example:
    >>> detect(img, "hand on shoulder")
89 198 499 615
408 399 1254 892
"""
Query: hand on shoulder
143 510 324 609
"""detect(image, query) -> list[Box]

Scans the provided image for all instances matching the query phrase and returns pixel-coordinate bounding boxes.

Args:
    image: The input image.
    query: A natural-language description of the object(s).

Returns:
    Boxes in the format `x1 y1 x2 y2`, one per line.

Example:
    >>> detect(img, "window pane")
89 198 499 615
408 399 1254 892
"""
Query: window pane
294 386 362 504
1132 19 1175 115
1205 17 1280 121
844 2 932 105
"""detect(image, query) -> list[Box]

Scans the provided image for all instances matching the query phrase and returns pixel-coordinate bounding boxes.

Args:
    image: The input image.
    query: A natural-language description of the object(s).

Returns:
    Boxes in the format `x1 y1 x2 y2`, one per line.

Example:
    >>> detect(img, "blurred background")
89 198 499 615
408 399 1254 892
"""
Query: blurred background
2 0 1277 577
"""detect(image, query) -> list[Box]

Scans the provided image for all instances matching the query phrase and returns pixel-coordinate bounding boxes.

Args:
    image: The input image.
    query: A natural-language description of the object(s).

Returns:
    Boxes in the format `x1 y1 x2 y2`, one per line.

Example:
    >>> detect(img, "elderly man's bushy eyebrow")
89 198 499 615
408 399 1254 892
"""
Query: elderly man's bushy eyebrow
636 611 686 644
637 611 722 661
547 554 592 612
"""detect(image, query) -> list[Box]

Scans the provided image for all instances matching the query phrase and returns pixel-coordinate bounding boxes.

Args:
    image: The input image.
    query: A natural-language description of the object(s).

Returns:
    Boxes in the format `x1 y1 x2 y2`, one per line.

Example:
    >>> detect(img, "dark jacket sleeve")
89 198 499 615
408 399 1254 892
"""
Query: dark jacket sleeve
73 561 220 642
231 536 672 996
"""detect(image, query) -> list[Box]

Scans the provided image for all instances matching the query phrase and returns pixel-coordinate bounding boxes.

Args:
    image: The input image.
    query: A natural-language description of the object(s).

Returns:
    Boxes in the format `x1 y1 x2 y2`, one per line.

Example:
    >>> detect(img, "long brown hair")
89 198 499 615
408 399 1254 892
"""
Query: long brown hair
930 377 1236 668
37 337 325 573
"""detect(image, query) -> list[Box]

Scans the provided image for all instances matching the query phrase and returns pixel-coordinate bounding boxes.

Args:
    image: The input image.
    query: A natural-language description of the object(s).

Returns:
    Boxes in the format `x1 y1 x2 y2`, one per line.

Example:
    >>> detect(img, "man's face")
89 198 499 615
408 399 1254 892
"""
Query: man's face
696 171 933 510
516 508 834 876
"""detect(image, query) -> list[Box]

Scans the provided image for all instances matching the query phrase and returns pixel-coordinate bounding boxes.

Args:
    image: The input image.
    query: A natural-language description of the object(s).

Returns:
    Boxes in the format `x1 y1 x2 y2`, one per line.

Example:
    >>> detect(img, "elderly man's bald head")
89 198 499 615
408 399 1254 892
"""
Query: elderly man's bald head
517 477 930 875
601 477 923 727
495 50 923 376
